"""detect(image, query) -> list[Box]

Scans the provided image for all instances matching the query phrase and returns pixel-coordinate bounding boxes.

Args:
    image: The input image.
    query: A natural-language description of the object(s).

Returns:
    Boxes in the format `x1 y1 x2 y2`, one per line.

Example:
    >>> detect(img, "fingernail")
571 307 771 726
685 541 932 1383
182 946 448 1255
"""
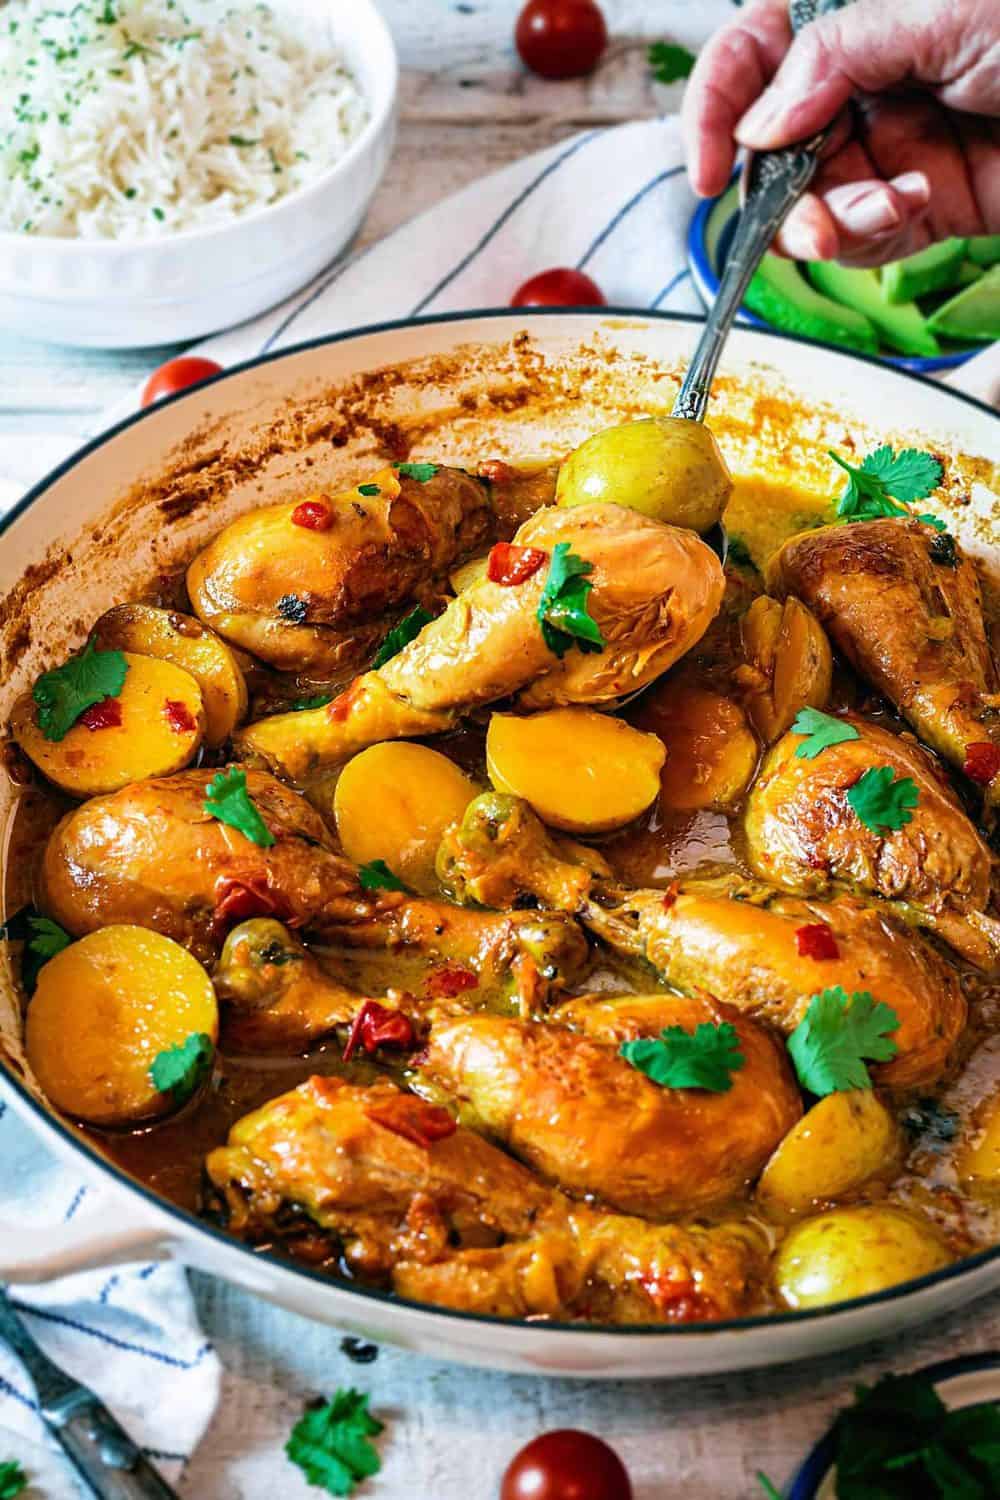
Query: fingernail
838 185 901 238
737 89 787 143
890 171 931 207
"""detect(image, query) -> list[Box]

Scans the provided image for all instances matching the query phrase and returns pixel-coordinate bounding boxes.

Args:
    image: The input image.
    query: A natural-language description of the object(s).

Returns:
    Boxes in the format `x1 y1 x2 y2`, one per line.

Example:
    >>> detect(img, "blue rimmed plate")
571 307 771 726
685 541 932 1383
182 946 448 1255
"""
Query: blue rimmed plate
688 182 982 375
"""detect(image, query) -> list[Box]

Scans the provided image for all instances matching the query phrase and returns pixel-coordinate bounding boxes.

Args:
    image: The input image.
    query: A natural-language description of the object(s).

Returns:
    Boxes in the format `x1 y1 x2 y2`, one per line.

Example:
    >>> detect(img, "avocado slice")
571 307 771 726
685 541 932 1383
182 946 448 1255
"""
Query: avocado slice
927 265 1000 341
968 236 1000 268
745 255 879 355
955 260 985 289
881 239 966 304
808 262 940 357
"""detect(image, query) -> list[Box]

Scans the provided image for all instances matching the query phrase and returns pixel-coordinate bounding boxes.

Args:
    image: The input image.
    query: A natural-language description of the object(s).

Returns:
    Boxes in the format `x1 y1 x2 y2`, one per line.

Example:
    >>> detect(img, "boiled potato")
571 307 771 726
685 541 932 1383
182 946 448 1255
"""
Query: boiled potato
93 602 247 747
774 1205 951 1310
738 596 832 742
26 925 218 1127
450 555 489 594
555 416 731 533
957 1087 1000 1193
486 708 664 833
334 741 477 893
758 1091 901 1216
12 652 204 798
633 678 757 810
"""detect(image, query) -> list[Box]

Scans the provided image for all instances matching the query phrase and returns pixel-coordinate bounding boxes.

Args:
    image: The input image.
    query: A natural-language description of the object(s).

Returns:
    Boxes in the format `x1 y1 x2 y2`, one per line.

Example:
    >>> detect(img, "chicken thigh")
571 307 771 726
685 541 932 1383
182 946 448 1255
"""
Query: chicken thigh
205 1075 770 1322
233 502 725 781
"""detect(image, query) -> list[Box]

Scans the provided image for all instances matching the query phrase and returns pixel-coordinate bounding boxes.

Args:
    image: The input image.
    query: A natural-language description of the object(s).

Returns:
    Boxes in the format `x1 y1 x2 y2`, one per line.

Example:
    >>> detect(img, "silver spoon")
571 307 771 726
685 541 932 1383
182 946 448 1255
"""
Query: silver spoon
673 0 855 560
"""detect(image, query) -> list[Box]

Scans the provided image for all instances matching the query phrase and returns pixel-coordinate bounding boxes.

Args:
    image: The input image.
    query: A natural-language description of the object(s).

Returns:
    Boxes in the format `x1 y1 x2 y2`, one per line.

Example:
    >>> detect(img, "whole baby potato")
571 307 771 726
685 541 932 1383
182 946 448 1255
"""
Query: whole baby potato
555 416 731 533
774 1205 951 1310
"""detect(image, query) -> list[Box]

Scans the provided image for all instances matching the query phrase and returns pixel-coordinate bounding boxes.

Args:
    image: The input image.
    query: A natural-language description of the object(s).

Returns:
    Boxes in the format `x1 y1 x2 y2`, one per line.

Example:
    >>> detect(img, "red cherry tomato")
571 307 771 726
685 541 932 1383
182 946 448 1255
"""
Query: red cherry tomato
511 268 605 308
501 1430 633 1500
141 356 223 407
515 0 607 80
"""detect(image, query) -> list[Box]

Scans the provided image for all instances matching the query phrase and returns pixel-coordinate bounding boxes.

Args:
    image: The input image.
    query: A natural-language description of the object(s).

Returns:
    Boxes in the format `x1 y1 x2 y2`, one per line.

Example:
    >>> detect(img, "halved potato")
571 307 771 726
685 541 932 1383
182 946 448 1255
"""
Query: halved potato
486 707 665 832
92 603 247 747
774 1205 950 1310
633 678 757 810
334 741 478 893
757 1091 901 1216
957 1087 1000 1193
738 596 832 742
26 925 218 1126
450 556 489 594
12 652 204 798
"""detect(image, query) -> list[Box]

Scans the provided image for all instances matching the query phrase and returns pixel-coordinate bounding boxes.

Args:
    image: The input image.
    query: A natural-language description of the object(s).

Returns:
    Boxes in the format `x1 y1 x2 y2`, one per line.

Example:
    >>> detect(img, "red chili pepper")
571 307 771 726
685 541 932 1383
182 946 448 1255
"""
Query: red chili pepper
794 923 840 961
212 874 289 936
661 882 679 912
291 498 334 531
478 459 515 485
342 1000 416 1062
163 698 197 734
78 698 123 731
640 1274 720 1323
425 964 479 999
487 542 548 586
366 1094 457 1149
964 742 1000 785
328 678 363 721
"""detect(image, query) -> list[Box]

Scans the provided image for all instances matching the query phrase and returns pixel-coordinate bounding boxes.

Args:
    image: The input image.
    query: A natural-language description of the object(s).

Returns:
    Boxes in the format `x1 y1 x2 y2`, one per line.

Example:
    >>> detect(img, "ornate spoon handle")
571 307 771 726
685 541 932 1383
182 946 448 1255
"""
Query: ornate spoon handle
672 0 854 423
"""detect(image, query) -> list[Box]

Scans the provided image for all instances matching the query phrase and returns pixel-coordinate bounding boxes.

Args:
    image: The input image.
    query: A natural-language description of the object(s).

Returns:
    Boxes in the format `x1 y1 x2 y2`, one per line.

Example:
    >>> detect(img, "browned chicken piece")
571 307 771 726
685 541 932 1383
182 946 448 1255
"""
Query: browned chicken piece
768 518 1000 803
419 994 801 1218
187 465 492 676
439 793 967 1088
205 1074 770 1323
39 773 589 985
744 713 999 968
233 502 725 781
213 914 587 1050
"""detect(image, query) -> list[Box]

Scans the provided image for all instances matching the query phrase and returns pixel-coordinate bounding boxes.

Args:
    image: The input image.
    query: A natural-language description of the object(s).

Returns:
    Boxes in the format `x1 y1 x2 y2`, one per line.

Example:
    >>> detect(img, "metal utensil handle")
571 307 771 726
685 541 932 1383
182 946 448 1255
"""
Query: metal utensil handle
42 1389 181 1500
671 0 854 422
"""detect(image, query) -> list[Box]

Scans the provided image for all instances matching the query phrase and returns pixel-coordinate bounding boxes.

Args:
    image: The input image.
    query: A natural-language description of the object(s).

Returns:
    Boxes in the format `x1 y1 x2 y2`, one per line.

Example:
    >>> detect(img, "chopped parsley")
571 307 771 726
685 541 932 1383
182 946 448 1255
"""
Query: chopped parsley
288 694 333 713
0 1462 27 1500
792 706 860 760
357 483 381 497
393 462 439 483
203 767 275 848
620 1021 745 1093
788 987 899 1094
358 860 408 893
371 605 432 670
228 134 258 146
286 1388 383 1497
829 445 944 527
0 908 74 995
537 542 605 659
847 765 920 833
150 1032 214 1107
648 40 696 83
32 640 127 742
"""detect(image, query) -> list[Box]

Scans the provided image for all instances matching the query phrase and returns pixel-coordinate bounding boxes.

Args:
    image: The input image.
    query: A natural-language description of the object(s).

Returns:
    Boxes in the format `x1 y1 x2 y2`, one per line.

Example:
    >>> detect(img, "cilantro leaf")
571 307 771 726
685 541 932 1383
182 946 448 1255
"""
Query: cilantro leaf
358 859 408 893
286 1388 383 1497
792 706 860 759
149 1032 214 1107
620 1021 745 1093
0 907 72 993
393 462 438 483
357 483 381 497
372 606 432 670
846 765 919 833
32 640 127 742
787 987 899 1094
829 446 943 525
0 1463 26 1500
648 40 696 82
537 542 605 659
203 767 276 847
288 694 333 712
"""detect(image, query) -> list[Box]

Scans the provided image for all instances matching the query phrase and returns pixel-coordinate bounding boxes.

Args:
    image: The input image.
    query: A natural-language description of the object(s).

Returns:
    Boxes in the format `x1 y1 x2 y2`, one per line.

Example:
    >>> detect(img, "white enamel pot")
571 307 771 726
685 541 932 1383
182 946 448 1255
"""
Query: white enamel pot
1 311 998 1379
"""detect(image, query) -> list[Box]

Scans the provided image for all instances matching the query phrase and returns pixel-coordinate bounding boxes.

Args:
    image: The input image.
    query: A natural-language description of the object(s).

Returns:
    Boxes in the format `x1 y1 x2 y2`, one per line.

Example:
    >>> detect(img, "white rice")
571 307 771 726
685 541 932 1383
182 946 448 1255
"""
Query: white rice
0 0 370 238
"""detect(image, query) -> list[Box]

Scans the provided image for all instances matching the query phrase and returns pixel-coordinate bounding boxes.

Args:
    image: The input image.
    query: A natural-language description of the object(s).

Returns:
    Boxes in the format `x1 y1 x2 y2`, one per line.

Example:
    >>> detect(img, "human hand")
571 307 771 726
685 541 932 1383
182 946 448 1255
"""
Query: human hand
682 0 1000 266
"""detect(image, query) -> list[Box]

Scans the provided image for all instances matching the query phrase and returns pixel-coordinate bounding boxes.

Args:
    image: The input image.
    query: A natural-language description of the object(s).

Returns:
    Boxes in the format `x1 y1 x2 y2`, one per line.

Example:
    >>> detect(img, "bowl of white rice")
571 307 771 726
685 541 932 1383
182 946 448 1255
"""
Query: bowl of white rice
0 0 397 346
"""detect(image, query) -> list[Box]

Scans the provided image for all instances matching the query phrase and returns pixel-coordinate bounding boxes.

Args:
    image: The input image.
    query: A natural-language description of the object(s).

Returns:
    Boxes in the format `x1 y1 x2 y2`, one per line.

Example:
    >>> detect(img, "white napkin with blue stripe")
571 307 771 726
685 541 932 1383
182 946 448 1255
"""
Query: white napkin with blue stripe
0 113 700 1491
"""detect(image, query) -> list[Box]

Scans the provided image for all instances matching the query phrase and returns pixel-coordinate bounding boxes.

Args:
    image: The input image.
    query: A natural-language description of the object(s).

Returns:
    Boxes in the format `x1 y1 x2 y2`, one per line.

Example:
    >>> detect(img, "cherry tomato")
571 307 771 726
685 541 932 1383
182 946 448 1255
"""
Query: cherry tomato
141 355 223 407
515 0 607 80
501 1430 633 1500
511 268 605 308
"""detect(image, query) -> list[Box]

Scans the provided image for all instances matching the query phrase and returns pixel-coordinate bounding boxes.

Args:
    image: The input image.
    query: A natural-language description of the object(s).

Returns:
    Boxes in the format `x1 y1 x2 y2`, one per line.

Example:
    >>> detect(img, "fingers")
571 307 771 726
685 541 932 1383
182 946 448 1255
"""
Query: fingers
858 92 989 240
774 143 933 268
681 0 792 197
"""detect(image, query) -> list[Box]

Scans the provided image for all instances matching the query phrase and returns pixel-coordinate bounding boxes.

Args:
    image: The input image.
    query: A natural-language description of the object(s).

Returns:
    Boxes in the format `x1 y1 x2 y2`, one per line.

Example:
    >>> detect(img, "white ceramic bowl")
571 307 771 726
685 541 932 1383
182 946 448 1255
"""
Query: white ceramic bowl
1 311 998 1379
0 0 398 349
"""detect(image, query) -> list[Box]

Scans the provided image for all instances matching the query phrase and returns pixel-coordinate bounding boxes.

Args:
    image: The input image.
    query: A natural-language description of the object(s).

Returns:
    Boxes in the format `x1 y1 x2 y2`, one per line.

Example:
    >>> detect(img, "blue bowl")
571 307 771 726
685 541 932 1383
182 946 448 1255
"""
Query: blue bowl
687 183 982 375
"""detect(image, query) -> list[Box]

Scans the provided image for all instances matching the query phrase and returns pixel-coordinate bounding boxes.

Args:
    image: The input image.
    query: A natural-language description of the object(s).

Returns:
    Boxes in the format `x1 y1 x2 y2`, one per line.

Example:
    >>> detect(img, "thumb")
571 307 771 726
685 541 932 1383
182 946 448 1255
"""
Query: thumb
734 0 938 149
